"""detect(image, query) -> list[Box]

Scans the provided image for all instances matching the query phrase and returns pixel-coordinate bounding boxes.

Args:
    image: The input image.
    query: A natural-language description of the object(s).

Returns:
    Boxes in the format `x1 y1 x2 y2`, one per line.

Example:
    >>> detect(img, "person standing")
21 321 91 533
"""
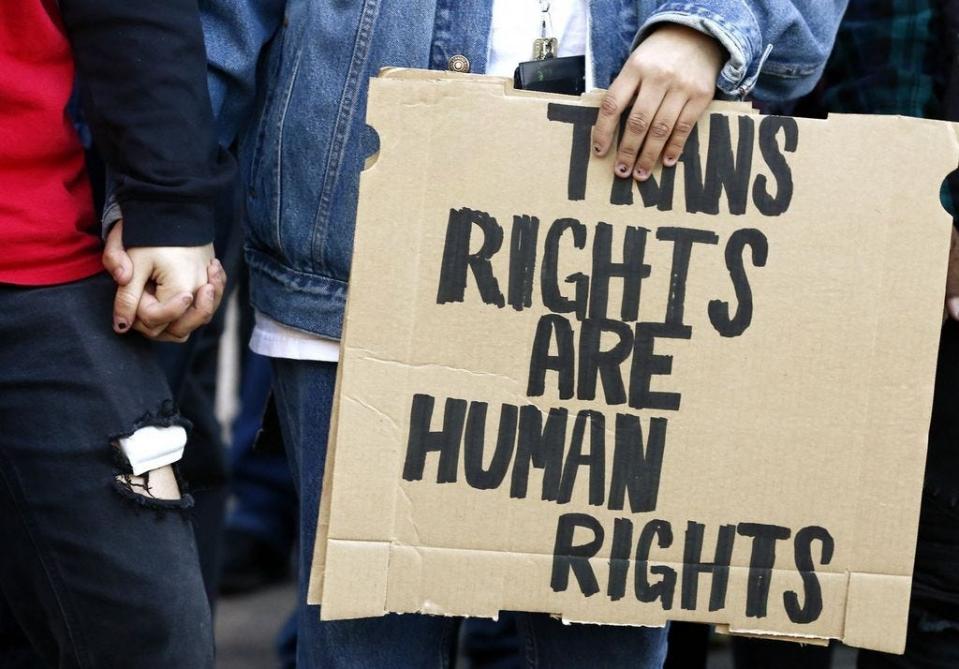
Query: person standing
0 1 232 666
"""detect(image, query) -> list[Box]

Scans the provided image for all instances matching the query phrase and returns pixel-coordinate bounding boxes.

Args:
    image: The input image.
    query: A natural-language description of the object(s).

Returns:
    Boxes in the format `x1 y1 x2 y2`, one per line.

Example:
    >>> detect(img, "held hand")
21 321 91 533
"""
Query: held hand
946 227 959 322
102 220 226 342
592 24 724 181
144 258 226 342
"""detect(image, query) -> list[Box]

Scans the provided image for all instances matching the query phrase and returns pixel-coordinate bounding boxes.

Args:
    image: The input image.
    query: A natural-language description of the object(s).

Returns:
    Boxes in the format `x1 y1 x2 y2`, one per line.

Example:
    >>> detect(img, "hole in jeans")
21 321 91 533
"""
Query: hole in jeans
110 417 193 510
115 465 181 501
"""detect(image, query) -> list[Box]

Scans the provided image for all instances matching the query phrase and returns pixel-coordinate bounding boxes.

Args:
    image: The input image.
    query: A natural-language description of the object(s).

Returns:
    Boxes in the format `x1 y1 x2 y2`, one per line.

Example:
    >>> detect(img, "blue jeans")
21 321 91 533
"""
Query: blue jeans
227 350 297 553
271 358 668 668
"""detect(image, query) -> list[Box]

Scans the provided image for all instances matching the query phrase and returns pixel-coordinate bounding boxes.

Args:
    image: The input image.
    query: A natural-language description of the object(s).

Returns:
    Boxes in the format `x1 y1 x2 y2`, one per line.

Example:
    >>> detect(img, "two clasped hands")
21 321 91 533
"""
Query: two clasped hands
102 220 225 342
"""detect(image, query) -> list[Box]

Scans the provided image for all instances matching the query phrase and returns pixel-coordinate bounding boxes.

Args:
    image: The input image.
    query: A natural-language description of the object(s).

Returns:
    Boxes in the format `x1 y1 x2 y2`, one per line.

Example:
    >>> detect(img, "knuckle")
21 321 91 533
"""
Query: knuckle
132 322 152 337
177 322 201 337
600 95 620 117
626 113 649 134
116 294 137 312
693 82 715 98
646 67 673 86
673 120 694 137
617 143 638 159
679 76 712 99
164 328 189 342
650 120 672 139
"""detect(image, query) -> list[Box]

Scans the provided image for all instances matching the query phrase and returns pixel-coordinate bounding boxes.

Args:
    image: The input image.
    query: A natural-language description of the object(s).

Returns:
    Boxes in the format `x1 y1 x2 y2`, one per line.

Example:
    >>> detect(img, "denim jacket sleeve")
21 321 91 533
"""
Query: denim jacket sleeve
199 0 288 148
637 0 848 101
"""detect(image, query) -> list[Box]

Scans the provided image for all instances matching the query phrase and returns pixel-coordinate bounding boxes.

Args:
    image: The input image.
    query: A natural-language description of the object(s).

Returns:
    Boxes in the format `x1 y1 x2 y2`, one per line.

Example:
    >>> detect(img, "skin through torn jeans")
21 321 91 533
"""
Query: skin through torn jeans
0 273 213 668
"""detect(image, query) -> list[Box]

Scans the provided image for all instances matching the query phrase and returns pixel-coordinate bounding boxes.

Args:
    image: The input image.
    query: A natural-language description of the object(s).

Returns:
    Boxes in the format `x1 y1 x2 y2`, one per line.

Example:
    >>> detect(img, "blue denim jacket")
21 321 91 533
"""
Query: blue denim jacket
201 0 846 339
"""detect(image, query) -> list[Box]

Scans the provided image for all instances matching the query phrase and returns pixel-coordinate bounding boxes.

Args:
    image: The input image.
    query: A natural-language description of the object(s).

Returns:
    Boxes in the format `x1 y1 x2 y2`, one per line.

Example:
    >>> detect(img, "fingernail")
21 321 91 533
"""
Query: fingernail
116 319 129 332
663 155 677 166
634 168 649 181
593 144 602 154
182 294 194 306
616 163 629 176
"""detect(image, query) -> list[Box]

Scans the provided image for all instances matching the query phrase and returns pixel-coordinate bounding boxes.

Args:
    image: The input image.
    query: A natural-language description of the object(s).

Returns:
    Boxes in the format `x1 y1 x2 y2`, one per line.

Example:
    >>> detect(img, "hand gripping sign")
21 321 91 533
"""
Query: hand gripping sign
309 69 955 654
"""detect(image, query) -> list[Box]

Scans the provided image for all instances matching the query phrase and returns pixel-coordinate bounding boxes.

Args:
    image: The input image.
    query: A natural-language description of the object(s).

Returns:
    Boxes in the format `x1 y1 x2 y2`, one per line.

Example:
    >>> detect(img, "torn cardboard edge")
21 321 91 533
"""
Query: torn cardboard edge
316 534 910 652
713 625 831 647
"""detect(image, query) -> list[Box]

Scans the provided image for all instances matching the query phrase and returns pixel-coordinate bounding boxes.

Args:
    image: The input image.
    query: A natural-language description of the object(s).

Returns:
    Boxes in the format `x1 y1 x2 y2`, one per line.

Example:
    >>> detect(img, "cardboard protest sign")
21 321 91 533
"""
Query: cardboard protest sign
309 69 955 653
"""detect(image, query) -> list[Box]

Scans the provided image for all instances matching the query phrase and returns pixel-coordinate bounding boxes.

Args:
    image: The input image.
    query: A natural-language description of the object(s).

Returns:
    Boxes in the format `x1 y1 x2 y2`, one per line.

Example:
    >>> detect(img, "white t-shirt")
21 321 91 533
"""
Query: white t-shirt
249 311 342 361
250 0 590 362
487 0 590 83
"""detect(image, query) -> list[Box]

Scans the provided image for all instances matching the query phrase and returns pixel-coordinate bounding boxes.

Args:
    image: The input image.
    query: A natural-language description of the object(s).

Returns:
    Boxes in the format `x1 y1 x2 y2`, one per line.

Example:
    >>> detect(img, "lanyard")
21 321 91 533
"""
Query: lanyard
533 0 558 60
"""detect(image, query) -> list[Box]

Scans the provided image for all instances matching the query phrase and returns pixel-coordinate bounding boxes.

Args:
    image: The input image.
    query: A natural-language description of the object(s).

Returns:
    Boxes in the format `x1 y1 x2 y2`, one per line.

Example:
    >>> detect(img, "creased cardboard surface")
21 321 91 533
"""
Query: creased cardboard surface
310 69 955 653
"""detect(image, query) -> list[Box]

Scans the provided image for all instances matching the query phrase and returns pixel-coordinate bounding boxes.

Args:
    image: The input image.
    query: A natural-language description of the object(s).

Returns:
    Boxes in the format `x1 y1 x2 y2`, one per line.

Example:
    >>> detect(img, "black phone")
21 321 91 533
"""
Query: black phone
513 55 586 95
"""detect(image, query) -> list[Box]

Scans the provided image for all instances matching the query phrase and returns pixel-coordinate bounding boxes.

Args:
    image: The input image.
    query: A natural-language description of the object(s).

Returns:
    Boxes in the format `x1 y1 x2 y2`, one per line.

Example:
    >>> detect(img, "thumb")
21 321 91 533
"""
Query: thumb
102 220 133 285
113 259 151 333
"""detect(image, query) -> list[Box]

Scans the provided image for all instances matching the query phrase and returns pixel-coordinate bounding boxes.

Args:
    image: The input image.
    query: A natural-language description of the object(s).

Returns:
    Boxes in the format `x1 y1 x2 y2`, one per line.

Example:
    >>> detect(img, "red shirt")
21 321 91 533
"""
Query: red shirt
0 0 102 285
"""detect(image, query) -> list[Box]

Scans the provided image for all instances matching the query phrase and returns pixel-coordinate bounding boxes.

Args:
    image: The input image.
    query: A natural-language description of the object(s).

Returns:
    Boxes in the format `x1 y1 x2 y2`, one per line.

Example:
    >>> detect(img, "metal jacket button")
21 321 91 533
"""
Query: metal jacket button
448 55 470 73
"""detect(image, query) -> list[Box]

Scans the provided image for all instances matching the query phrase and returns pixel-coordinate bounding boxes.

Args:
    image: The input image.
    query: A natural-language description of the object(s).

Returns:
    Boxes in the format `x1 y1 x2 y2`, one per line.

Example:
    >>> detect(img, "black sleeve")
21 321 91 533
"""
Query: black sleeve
59 0 235 248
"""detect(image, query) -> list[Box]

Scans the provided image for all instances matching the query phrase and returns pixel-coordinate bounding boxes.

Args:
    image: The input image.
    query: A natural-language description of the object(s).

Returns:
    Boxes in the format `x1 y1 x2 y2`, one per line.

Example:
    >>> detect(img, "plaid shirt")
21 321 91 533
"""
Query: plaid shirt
772 0 945 119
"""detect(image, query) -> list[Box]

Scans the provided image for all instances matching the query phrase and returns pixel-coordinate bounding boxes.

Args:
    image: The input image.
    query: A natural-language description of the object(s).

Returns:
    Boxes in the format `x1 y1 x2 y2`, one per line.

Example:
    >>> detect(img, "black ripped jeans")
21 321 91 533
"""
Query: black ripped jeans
0 273 213 668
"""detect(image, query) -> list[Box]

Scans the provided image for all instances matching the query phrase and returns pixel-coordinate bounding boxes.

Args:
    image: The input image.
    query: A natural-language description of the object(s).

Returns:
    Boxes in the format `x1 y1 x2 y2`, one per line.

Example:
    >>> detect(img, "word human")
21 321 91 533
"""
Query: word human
403 395 668 513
